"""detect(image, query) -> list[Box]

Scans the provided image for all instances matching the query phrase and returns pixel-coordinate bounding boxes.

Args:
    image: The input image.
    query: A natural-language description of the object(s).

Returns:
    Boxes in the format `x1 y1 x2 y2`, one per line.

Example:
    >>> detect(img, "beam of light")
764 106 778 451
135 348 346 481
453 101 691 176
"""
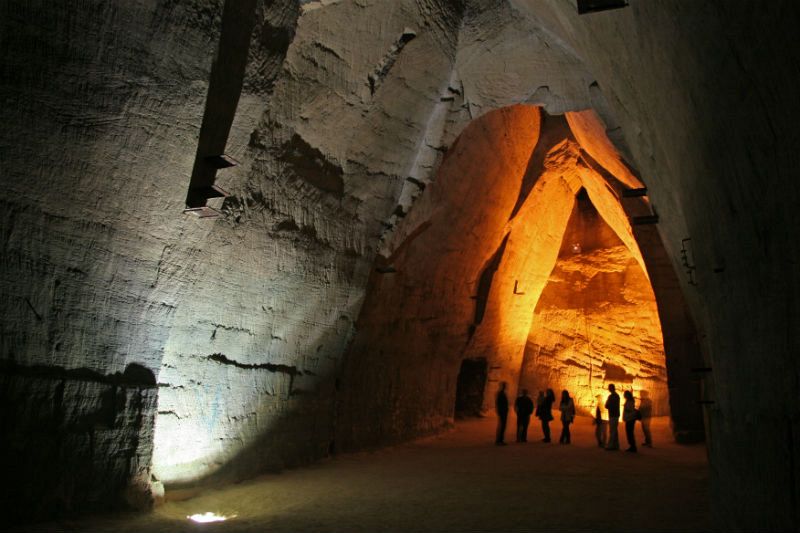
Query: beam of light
187 512 235 523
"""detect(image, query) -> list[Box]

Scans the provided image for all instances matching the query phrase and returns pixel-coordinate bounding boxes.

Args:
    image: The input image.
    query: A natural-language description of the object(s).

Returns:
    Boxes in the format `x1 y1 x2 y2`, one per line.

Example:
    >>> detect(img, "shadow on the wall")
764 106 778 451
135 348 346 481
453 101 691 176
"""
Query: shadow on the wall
0 361 157 524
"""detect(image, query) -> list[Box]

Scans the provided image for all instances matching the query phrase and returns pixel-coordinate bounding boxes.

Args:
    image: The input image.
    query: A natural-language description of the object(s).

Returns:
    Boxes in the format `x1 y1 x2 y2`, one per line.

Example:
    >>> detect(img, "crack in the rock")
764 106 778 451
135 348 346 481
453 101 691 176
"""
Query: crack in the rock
211 323 254 335
312 40 343 60
207 353 301 376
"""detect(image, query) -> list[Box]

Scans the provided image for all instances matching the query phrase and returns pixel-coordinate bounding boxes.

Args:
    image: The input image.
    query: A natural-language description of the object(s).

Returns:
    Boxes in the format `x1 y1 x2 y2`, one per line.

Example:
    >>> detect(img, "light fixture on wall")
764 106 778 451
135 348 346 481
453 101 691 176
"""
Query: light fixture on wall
571 243 582 254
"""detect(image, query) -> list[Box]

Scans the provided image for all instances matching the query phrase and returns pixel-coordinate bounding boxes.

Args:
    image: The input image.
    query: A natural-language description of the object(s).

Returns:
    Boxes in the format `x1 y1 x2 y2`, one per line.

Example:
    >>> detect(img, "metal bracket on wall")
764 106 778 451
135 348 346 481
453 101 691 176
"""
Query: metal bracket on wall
513 280 525 295
183 0 258 215
183 184 230 218
205 154 239 169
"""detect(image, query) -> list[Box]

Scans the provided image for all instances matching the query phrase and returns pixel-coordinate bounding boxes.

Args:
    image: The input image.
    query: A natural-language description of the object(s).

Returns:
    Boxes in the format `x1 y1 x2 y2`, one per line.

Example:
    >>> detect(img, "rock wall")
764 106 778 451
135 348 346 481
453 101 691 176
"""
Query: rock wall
337 105 570 450
4 0 797 529
519 192 670 417
1 0 602 517
336 103 697 451
0 363 156 522
1 0 238 517
511 1 800 529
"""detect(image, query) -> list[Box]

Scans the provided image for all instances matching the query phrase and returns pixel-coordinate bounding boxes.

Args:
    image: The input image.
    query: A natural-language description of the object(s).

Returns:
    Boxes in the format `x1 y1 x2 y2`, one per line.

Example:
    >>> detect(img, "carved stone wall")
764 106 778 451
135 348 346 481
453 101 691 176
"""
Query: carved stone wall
519 192 670 417
3 1 798 529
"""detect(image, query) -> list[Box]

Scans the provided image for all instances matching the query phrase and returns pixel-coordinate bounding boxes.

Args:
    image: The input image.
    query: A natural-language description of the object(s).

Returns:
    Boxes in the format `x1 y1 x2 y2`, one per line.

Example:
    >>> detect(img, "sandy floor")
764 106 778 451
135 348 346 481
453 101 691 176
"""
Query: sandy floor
21 416 709 532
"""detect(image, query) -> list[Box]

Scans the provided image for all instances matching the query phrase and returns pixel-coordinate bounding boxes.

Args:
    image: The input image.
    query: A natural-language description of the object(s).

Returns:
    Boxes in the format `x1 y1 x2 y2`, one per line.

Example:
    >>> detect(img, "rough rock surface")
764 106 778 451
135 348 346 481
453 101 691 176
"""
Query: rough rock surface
510 2 800 528
2 1 798 530
519 193 669 416
0 363 157 522
1 0 606 517
336 105 690 452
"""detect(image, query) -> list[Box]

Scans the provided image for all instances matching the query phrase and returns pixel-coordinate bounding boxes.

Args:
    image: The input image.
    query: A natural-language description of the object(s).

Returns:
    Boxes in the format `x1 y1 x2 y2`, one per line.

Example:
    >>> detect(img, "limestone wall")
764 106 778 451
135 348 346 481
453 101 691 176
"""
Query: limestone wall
1 0 597 517
512 1 800 528
0 363 156 522
3 1 797 529
519 193 670 417
336 104 692 451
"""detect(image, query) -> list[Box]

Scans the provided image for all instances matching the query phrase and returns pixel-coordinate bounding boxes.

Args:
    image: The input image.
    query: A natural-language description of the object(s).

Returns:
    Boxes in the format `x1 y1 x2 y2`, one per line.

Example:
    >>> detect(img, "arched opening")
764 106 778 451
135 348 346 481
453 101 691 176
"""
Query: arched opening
519 188 671 418
337 104 705 449
454 357 488 418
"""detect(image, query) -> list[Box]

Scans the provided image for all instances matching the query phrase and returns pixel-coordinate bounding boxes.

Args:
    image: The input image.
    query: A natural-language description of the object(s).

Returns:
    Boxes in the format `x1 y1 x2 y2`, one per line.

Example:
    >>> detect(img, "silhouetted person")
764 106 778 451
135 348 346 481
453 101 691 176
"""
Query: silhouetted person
495 382 509 445
593 394 607 448
623 390 638 452
514 389 534 442
605 384 620 450
639 390 653 447
536 388 555 442
559 390 576 444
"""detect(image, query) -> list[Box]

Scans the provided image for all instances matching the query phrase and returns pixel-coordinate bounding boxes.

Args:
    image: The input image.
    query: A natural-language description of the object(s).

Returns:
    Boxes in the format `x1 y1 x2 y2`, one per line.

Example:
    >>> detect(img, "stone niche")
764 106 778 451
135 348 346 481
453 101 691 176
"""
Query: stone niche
518 190 670 416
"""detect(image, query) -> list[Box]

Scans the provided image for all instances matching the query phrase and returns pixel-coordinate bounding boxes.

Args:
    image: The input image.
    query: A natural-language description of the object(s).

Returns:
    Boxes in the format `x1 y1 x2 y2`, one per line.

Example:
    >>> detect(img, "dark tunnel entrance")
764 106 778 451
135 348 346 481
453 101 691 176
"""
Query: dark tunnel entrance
454 358 488 418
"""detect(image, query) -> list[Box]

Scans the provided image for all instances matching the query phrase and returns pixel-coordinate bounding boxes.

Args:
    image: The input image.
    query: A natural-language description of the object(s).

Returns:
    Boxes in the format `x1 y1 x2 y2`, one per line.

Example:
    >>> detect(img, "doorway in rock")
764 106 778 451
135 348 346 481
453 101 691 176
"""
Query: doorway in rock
454 358 488 418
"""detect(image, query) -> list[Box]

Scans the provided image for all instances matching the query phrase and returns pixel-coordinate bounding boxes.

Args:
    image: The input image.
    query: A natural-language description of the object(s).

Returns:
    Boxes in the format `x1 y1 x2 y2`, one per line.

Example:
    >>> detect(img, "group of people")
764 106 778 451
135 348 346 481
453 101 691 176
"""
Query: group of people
494 383 575 445
494 382 652 453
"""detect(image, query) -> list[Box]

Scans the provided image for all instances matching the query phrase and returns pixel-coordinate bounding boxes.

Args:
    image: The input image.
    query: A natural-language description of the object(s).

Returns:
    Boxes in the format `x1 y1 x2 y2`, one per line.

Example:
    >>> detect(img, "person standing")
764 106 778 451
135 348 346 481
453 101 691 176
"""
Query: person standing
638 390 653 447
495 382 509 445
558 390 576 444
536 388 556 442
605 384 620 450
514 389 534 442
623 390 638 453
593 394 607 448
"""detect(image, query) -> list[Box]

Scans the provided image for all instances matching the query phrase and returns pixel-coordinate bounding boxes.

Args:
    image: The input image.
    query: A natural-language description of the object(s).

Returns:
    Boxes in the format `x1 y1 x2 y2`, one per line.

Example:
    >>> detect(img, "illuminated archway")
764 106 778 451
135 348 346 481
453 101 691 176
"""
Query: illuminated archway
519 189 670 416
337 104 703 449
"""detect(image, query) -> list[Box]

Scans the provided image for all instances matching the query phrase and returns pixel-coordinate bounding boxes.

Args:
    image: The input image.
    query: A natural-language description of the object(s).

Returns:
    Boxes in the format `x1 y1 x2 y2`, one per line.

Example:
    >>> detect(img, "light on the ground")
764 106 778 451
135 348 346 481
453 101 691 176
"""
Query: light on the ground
187 512 233 523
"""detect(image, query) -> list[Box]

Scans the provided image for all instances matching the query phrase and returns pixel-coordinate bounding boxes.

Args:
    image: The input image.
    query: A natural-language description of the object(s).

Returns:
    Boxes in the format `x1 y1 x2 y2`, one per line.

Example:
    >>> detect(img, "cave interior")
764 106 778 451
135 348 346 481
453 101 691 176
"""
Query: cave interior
1 0 799 531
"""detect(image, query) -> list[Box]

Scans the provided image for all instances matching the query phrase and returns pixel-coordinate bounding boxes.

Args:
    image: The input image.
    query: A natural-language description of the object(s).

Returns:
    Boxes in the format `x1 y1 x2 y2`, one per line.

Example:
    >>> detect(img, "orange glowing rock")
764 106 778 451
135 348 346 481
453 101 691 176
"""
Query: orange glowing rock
340 103 672 447
518 192 669 416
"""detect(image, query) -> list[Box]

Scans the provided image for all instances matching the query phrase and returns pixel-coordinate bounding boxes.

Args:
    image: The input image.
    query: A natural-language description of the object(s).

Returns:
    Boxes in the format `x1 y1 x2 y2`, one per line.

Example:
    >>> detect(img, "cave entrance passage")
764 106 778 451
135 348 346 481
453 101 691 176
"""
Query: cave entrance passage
454 358 488 418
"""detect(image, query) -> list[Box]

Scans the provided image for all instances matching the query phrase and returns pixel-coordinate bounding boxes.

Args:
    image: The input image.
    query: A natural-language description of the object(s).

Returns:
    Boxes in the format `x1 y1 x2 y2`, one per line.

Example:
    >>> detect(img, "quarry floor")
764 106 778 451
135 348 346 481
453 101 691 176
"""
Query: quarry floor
25 416 709 532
